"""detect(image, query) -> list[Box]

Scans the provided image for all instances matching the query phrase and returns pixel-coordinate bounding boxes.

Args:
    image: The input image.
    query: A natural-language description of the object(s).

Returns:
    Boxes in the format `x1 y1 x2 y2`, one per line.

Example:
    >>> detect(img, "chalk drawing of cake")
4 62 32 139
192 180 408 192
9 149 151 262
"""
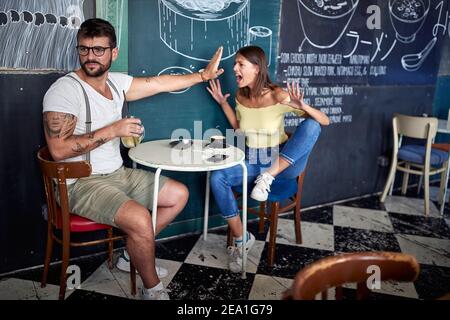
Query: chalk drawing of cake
158 0 250 61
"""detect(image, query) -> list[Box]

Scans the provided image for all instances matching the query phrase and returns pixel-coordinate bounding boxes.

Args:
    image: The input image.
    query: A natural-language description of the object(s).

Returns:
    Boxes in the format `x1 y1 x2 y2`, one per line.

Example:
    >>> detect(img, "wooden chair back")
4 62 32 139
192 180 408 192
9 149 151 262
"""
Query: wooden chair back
37 147 91 228
284 252 420 300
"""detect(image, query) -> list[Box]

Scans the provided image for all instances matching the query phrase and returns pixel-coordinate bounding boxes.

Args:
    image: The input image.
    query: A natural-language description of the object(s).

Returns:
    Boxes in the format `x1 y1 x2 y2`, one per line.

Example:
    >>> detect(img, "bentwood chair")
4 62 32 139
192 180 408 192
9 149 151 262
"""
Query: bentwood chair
37 146 136 300
380 114 449 216
230 170 305 267
283 252 420 300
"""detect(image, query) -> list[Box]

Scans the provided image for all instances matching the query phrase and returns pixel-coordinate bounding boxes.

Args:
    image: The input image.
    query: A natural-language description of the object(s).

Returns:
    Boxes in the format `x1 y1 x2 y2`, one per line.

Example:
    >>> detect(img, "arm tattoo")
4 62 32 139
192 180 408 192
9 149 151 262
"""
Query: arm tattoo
44 111 110 157
94 138 108 147
72 142 88 154
43 112 76 139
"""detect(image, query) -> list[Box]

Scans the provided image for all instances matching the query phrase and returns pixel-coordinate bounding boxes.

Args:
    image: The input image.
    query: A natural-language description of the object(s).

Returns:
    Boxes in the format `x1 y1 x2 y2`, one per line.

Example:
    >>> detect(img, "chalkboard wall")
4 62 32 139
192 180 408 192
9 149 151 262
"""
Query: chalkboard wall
276 0 449 205
128 0 283 225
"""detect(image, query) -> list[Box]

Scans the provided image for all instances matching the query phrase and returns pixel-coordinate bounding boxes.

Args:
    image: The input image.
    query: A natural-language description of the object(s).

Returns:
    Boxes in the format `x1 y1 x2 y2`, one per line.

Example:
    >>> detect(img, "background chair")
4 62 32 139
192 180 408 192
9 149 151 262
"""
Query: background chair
229 170 305 267
380 114 449 216
37 146 136 300
283 251 420 300
431 143 450 215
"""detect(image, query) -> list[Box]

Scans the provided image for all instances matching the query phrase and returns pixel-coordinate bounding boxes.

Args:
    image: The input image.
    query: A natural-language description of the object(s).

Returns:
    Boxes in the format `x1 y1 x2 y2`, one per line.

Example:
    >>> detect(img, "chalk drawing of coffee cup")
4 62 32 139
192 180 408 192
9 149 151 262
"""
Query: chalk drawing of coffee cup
248 26 272 66
389 0 430 44
297 0 359 49
159 0 250 61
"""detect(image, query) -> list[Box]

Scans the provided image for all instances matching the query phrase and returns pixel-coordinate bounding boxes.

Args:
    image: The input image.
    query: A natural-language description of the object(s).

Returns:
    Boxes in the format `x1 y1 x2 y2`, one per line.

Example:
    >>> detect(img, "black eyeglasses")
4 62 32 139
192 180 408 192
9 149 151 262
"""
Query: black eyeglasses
76 45 113 57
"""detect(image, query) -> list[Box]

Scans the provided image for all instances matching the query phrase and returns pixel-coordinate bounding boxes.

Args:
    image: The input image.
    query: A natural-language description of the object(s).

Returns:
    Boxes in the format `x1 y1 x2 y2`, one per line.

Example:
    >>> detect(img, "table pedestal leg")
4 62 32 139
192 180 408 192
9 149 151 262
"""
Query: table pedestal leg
240 161 248 279
152 168 162 235
203 171 210 240
441 159 450 216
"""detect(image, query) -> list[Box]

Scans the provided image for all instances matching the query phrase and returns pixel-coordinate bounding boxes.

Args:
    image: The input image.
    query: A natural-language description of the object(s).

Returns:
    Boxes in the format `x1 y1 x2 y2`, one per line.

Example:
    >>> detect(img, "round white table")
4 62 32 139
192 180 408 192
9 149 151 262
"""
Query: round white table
128 139 249 277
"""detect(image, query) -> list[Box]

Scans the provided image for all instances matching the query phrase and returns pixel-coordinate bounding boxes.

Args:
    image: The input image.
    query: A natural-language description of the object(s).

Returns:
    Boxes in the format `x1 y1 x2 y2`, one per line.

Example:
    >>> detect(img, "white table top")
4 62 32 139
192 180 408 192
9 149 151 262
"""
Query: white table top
438 119 450 134
128 139 245 172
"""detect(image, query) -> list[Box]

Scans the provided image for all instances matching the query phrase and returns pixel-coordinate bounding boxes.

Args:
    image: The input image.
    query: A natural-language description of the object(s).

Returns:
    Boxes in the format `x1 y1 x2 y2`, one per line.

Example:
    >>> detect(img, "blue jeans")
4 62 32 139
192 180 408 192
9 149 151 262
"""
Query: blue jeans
210 118 321 219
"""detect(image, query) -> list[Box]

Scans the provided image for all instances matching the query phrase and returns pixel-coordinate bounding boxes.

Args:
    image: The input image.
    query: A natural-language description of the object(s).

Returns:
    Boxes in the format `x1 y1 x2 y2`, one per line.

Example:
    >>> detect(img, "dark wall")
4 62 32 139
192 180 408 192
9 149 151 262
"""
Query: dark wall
301 85 435 205
0 0 95 274
433 33 450 138
0 73 62 273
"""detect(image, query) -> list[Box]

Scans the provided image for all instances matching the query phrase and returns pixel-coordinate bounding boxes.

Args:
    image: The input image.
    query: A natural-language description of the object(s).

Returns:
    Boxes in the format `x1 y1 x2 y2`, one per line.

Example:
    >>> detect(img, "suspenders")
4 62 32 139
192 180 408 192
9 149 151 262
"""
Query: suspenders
66 74 123 163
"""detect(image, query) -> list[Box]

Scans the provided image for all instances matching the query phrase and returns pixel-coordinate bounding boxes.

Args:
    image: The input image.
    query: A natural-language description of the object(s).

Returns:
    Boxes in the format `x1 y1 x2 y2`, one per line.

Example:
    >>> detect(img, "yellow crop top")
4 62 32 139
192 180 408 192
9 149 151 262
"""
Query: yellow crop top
235 99 305 148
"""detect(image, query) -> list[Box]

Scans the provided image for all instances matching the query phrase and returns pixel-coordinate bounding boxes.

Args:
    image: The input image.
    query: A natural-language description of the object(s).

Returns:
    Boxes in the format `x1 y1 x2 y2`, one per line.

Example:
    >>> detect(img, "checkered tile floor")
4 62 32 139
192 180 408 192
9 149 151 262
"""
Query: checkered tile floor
1 192 449 300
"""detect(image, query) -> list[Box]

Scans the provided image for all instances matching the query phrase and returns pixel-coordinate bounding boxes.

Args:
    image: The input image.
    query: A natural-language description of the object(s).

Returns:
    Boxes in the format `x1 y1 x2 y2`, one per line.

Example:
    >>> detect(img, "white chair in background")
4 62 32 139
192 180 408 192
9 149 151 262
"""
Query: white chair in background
380 114 449 216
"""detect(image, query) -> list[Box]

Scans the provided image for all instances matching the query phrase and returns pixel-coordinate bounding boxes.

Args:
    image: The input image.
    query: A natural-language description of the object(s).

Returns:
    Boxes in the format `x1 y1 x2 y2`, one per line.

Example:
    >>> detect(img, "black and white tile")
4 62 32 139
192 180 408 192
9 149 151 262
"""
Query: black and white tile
384 196 441 217
1 192 449 300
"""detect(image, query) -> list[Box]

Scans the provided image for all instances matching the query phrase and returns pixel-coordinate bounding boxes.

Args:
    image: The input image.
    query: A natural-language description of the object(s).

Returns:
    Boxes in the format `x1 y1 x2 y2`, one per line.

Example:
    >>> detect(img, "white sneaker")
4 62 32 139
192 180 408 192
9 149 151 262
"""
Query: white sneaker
250 172 275 201
116 250 168 278
141 282 170 300
227 232 255 273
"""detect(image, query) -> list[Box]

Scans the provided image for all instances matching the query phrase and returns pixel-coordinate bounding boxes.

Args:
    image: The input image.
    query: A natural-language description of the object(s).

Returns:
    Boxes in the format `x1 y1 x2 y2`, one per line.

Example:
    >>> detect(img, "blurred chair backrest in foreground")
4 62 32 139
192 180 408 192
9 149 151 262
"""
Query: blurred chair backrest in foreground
284 251 420 300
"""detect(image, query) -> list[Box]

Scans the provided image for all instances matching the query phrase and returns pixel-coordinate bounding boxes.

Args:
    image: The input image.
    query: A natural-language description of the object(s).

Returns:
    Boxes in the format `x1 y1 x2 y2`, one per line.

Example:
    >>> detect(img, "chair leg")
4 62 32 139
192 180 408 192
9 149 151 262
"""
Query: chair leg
417 175 423 195
424 170 430 217
59 236 70 300
258 202 266 234
294 196 302 245
294 173 304 244
41 226 54 288
439 161 450 215
356 282 370 300
381 158 397 202
401 164 410 195
439 163 448 204
268 202 279 267
335 286 343 300
107 228 114 270
130 262 137 296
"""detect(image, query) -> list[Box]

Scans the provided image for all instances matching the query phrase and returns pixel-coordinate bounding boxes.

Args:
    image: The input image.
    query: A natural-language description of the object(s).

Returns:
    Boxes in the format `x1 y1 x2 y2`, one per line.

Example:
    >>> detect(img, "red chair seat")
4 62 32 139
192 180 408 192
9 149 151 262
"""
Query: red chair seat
432 143 450 152
54 206 110 232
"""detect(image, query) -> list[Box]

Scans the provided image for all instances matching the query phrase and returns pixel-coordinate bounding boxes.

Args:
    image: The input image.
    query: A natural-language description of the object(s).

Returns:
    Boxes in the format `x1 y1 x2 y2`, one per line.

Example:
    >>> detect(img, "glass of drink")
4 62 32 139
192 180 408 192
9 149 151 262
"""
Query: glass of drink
121 116 145 148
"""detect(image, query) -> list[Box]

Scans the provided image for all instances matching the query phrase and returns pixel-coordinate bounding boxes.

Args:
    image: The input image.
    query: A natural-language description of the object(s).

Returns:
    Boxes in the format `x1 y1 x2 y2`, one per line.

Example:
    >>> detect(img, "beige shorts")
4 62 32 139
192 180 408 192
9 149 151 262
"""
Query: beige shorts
67 166 169 227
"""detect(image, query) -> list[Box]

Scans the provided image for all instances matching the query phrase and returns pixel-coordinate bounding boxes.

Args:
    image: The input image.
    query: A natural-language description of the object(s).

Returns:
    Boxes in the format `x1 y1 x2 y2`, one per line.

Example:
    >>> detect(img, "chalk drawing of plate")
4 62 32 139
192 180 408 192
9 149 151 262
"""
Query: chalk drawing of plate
158 66 193 94
297 0 359 49
158 0 250 61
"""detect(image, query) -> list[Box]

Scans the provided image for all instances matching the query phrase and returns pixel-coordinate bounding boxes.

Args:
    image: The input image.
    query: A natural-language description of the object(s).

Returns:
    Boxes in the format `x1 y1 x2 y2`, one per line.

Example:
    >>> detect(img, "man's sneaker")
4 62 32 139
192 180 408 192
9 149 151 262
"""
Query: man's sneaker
141 282 170 300
250 172 275 201
228 232 255 273
116 250 168 278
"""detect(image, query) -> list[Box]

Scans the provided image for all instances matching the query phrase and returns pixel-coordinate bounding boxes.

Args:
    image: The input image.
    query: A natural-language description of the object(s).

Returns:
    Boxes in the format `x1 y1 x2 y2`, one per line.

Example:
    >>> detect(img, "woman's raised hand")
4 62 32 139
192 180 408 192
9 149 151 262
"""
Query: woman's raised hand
287 81 305 110
207 79 230 106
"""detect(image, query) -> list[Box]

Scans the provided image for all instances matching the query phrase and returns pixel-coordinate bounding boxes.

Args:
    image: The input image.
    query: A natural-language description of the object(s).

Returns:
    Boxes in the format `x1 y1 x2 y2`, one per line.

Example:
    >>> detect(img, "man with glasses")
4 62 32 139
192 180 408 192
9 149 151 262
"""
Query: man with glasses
42 18 224 300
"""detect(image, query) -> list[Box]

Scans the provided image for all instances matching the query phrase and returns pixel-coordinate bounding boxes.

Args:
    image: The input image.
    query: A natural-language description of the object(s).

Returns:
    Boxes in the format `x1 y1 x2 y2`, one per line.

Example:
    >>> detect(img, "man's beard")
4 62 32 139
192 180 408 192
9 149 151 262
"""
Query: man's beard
80 57 112 77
